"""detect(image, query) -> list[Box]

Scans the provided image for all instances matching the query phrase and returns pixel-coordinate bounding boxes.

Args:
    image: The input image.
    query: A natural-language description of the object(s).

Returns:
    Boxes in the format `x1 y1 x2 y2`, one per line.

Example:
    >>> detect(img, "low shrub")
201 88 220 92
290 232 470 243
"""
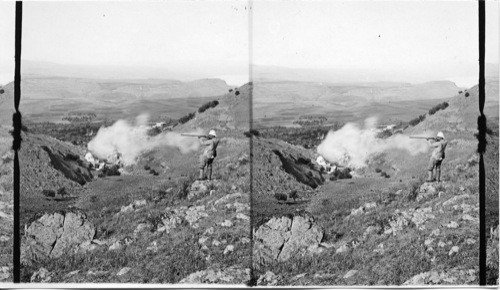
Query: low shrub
428 102 449 115
62 112 96 124
293 115 327 127
407 181 421 201
330 168 352 181
57 187 68 197
178 112 195 124
409 114 426 126
486 226 499 284
147 126 162 137
176 178 193 200
97 165 121 177
198 100 219 113
377 129 393 139
288 190 298 201
274 192 288 202
42 189 56 198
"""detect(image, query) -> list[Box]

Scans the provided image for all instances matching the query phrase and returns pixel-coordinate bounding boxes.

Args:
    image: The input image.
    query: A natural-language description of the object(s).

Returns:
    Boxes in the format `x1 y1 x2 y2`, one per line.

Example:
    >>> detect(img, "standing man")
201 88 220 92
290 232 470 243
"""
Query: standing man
427 131 448 182
198 130 219 180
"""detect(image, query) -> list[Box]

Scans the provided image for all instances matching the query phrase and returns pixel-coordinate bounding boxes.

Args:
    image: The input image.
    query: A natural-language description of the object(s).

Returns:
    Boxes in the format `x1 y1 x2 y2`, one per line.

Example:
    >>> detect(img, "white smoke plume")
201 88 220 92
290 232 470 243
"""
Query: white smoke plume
317 117 429 169
87 114 202 165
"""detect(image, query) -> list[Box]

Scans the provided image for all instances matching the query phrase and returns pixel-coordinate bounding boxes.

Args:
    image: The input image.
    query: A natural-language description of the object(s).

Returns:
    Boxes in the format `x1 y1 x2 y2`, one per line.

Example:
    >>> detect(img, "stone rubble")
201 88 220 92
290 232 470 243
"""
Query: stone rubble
179 265 250 284
257 271 280 286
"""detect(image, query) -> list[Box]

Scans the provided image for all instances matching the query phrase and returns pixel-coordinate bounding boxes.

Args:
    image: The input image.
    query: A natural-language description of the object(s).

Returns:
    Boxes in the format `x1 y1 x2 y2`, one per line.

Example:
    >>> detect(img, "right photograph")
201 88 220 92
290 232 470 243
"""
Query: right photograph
251 0 499 286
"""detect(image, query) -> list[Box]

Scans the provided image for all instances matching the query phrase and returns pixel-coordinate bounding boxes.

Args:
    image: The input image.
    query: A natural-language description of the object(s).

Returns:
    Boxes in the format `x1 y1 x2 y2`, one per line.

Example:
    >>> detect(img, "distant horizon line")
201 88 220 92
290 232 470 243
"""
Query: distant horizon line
1 73 489 89
0 59 497 88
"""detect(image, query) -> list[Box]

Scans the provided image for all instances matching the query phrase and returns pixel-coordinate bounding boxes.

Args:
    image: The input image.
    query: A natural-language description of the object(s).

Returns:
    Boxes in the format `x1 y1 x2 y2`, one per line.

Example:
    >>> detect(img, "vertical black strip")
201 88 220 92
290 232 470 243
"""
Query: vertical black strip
477 0 486 286
12 1 23 283
247 0 256 287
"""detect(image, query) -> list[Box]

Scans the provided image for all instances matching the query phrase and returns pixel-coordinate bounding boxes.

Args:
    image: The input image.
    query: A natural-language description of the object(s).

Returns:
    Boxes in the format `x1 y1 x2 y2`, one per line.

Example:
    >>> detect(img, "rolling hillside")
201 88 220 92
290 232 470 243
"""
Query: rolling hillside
251 78 498 285
0 83 15 126
175 83 250 135
253 80 464 127
18 77 231 123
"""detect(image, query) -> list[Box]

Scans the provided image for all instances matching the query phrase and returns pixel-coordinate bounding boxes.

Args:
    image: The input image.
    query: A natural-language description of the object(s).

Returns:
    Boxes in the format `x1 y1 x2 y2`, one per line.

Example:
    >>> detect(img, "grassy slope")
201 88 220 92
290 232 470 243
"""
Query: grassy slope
253 83 493 285
20 84 252 283
0 126 13 282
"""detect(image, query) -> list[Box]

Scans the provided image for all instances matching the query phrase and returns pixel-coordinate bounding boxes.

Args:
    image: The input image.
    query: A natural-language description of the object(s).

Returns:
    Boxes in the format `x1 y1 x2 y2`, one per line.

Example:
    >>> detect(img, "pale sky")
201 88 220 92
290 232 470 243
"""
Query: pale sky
254 0 499 86
0 1 15 85
0 1 499 86
14 1 250 85
22 1 249 66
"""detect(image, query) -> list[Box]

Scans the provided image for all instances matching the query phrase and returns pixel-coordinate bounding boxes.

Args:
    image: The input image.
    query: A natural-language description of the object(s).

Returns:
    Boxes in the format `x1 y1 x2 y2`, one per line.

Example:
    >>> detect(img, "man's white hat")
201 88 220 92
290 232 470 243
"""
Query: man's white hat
437 132 445 139
209 129 217 137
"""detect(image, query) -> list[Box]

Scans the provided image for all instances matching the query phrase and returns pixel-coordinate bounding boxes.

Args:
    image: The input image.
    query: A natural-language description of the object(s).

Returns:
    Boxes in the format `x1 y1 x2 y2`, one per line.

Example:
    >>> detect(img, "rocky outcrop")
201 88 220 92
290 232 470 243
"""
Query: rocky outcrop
149 205 210 233
179 265 250 284
0 267 10 282
417 182 438 202
272 150 324 189
20 133 94 199
22 211 95 265
31 267 53 282
253 214 323 266
345 202 377 220
257 271 280 286
188 180 222 200
384 207 436 235
40 146 92 185
403 267 477 285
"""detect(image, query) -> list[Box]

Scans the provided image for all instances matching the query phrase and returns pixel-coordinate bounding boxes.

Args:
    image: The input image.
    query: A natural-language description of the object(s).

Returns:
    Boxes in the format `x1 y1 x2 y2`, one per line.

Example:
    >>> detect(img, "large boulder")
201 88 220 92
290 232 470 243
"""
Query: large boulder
22 211 95 264
253 214 323 266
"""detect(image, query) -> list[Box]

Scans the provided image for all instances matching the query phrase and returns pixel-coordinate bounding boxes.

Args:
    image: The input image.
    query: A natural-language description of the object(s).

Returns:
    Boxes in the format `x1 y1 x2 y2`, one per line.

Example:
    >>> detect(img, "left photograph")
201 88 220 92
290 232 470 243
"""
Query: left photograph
18 1 251 284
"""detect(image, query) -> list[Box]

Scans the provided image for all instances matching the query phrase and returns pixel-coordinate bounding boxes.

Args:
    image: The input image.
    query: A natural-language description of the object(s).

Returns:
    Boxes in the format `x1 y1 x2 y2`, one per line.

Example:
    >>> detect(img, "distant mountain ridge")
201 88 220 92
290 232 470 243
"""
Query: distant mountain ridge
20 60 247 86
253 63 499 87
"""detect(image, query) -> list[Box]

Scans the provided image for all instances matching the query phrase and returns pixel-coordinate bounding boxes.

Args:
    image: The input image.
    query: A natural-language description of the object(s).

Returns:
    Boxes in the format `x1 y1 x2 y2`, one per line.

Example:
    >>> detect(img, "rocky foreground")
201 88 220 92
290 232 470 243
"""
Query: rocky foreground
0 130 13 282
253 177 485 286
21 152 251 284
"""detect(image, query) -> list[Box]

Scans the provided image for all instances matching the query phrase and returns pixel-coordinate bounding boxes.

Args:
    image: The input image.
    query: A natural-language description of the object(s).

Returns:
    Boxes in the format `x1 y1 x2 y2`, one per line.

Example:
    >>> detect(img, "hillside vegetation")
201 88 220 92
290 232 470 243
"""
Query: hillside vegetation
17 77 230 123
253 80 462 127
0 126 13 282
251 81 498 286
19 84 251 284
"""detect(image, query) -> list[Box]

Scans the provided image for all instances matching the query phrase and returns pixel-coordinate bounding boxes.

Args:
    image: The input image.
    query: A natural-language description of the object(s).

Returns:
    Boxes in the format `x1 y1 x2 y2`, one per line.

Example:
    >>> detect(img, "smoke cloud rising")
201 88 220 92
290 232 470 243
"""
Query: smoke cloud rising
87 114 202 165
317 117 429 169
